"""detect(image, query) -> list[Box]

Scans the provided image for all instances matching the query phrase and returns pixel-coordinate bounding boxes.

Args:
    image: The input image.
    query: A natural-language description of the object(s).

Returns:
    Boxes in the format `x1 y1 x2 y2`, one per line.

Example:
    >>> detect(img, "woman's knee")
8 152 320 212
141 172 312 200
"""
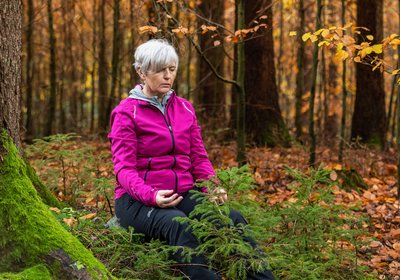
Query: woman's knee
229 209 248 225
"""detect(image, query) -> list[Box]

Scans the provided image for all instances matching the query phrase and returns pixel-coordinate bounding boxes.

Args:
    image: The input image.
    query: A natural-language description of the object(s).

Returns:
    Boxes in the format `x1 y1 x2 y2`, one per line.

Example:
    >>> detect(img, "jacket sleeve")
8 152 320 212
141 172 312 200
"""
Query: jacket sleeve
108 107 157 206
187 102 216 190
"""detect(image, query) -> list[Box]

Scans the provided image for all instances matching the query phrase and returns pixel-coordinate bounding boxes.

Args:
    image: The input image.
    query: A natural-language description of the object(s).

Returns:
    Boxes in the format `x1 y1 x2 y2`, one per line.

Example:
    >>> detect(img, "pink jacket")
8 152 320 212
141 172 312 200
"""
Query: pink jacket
108 91 215 206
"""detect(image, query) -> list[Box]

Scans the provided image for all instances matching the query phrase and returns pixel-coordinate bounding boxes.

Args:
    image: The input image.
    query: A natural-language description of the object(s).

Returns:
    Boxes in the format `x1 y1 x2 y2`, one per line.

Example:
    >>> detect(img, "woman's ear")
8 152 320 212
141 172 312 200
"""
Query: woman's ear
137 68 146 80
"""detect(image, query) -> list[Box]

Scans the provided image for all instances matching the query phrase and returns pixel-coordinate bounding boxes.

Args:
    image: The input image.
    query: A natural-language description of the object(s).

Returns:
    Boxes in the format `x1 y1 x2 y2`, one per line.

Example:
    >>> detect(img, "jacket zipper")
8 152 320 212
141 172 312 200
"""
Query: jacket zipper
164 99 178 193
141 96 178 193
143 157 152 182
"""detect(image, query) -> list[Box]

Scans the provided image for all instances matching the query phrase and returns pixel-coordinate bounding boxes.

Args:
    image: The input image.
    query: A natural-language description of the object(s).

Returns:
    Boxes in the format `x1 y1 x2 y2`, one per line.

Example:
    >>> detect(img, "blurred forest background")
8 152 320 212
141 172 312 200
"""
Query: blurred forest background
20 0 400 161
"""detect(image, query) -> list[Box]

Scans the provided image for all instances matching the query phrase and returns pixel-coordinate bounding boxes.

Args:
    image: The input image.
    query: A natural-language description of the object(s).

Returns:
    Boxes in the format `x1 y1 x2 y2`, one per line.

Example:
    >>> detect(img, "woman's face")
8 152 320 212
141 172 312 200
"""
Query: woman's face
142 64 177 97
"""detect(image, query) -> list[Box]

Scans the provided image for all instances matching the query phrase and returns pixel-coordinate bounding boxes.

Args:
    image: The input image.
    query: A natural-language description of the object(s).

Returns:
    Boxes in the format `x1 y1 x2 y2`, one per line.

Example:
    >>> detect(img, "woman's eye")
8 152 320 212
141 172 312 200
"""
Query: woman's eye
169 67 176 72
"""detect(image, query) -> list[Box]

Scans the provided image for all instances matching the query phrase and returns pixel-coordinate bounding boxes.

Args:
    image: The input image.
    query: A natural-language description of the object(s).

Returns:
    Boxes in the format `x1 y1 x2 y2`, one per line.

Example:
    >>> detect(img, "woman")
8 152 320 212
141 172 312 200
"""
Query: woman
109 39 274 279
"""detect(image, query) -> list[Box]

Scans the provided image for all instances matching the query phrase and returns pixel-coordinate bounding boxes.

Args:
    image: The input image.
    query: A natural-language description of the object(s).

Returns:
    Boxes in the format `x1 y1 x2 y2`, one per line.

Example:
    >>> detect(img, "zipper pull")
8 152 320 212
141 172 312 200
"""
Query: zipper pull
168 125 172 131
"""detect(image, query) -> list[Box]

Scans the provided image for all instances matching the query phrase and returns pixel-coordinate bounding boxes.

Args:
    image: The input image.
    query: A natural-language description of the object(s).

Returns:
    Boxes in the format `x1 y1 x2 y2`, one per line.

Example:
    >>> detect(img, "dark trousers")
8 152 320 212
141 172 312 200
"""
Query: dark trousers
115 191 274 280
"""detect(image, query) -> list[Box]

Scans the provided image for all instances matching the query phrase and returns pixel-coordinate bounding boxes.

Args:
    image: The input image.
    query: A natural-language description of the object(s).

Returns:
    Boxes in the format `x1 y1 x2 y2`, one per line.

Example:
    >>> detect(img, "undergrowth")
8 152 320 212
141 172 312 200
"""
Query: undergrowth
26 135 374 279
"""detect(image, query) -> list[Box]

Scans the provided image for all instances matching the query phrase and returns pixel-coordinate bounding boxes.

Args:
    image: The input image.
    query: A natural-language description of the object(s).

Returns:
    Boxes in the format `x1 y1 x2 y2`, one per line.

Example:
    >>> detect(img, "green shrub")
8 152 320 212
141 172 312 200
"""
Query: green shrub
70 213 185 280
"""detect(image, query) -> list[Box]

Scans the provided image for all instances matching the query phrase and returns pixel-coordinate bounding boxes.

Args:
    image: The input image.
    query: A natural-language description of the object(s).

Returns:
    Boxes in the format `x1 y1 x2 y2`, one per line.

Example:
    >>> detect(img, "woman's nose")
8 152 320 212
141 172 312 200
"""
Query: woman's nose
163 69 171 79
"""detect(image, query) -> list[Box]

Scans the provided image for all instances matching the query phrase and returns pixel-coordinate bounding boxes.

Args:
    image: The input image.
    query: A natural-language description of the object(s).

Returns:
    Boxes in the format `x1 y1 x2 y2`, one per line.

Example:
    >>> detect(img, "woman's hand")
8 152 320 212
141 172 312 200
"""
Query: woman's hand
210 188 228 204
155 190 183 208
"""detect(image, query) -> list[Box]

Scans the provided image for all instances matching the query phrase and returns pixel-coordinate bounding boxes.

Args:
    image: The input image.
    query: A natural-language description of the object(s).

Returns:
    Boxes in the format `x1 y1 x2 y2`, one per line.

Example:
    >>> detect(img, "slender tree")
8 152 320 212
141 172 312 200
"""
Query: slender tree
25 0 34 140
105 0 121 125
351 0 386 148
90 0 97 132
244 0 290 147
236 0 246 164
295 0 305 141
396 0 400 199
309 0 322 166
98 0 108 132
339 0 347 162
44 0 57 136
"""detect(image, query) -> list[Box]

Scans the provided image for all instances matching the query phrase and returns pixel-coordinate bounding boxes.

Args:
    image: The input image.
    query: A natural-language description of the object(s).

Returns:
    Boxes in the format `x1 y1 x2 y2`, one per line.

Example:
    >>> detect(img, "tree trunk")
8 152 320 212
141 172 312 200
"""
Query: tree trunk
309 0 322 166
105 0 121 127
339 0 348 162
396 0 400 199
197 1 225 125
45 0 57 136
98 0 108 133
0 1 113 277
351 0 386 148
129 0 137 86
0 0 22 150
236 0 246 165
68 1 78 130
244 0 290 147
25 0 34 140
90 0 97 133
295 0 305 141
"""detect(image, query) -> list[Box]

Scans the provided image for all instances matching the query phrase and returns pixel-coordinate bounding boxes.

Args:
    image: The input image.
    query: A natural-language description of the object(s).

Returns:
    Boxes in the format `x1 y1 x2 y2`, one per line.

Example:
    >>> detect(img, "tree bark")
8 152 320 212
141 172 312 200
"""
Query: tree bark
339 0 347 162
90 0 97 133
105 0 121 127
236 0 246 165
25 0 34 140
295 0 305 141
98 0 108 133
0 0 22 150
309 0 322 166
244 0 290 147
351 0 386 148
44 0 57 136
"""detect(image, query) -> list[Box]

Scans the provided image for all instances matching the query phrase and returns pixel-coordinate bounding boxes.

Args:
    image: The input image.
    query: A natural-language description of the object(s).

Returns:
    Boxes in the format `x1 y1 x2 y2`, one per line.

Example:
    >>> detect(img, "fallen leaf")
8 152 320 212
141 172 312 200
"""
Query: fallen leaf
370 240 382 248
63 217 77 227
49 207 61 213
79 213 97 220
393 243 400 252
330 171 338 181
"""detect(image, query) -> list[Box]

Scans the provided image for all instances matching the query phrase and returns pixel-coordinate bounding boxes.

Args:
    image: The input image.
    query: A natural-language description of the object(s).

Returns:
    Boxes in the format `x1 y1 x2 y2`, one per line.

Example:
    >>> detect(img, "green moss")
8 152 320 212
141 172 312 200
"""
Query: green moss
25 163 62 208
0 131 114 279
0 264 51 280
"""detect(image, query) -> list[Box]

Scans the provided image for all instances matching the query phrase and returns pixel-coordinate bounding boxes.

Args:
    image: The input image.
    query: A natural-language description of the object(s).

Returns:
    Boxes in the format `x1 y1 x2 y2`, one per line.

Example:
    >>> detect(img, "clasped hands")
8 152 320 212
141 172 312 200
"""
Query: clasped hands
155 188 228 208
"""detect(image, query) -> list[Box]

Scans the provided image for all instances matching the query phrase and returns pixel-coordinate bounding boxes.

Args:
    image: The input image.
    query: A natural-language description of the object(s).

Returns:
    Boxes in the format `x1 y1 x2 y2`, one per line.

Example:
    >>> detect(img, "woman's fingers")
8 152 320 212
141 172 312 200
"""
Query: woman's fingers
155 190 183 208
162 195 183 208
210 188 228 204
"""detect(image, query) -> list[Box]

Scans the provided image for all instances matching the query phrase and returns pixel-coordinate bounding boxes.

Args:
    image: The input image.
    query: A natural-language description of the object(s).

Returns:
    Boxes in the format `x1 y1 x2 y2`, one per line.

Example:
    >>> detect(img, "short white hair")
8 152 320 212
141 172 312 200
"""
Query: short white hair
133 39 179 74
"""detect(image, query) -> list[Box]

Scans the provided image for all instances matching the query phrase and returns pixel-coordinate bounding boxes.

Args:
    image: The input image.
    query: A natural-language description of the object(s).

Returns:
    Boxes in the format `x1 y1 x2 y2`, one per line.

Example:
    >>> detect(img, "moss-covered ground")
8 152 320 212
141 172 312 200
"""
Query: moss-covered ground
0 131 114 279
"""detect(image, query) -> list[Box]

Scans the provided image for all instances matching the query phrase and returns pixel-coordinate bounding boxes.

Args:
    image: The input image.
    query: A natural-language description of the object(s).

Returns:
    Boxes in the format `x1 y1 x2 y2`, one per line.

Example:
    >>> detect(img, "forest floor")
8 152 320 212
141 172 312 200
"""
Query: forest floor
206 142 400 279
27 138 400 279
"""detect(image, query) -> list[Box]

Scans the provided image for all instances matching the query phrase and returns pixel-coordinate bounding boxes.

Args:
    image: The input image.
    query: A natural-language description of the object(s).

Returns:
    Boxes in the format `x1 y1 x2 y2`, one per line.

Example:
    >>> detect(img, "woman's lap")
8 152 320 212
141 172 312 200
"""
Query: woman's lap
115 191 248 240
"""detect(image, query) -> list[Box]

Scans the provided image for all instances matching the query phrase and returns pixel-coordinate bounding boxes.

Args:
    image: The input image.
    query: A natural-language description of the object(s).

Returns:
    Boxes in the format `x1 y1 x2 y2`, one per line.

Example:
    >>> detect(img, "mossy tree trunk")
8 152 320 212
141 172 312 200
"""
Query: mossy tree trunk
0 2 114 278
0 132 114 279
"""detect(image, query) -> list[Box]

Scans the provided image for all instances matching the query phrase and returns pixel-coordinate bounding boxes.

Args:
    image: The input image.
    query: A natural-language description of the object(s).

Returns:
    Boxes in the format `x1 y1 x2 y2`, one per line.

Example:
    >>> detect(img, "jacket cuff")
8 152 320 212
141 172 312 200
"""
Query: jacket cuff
150 188 158 206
